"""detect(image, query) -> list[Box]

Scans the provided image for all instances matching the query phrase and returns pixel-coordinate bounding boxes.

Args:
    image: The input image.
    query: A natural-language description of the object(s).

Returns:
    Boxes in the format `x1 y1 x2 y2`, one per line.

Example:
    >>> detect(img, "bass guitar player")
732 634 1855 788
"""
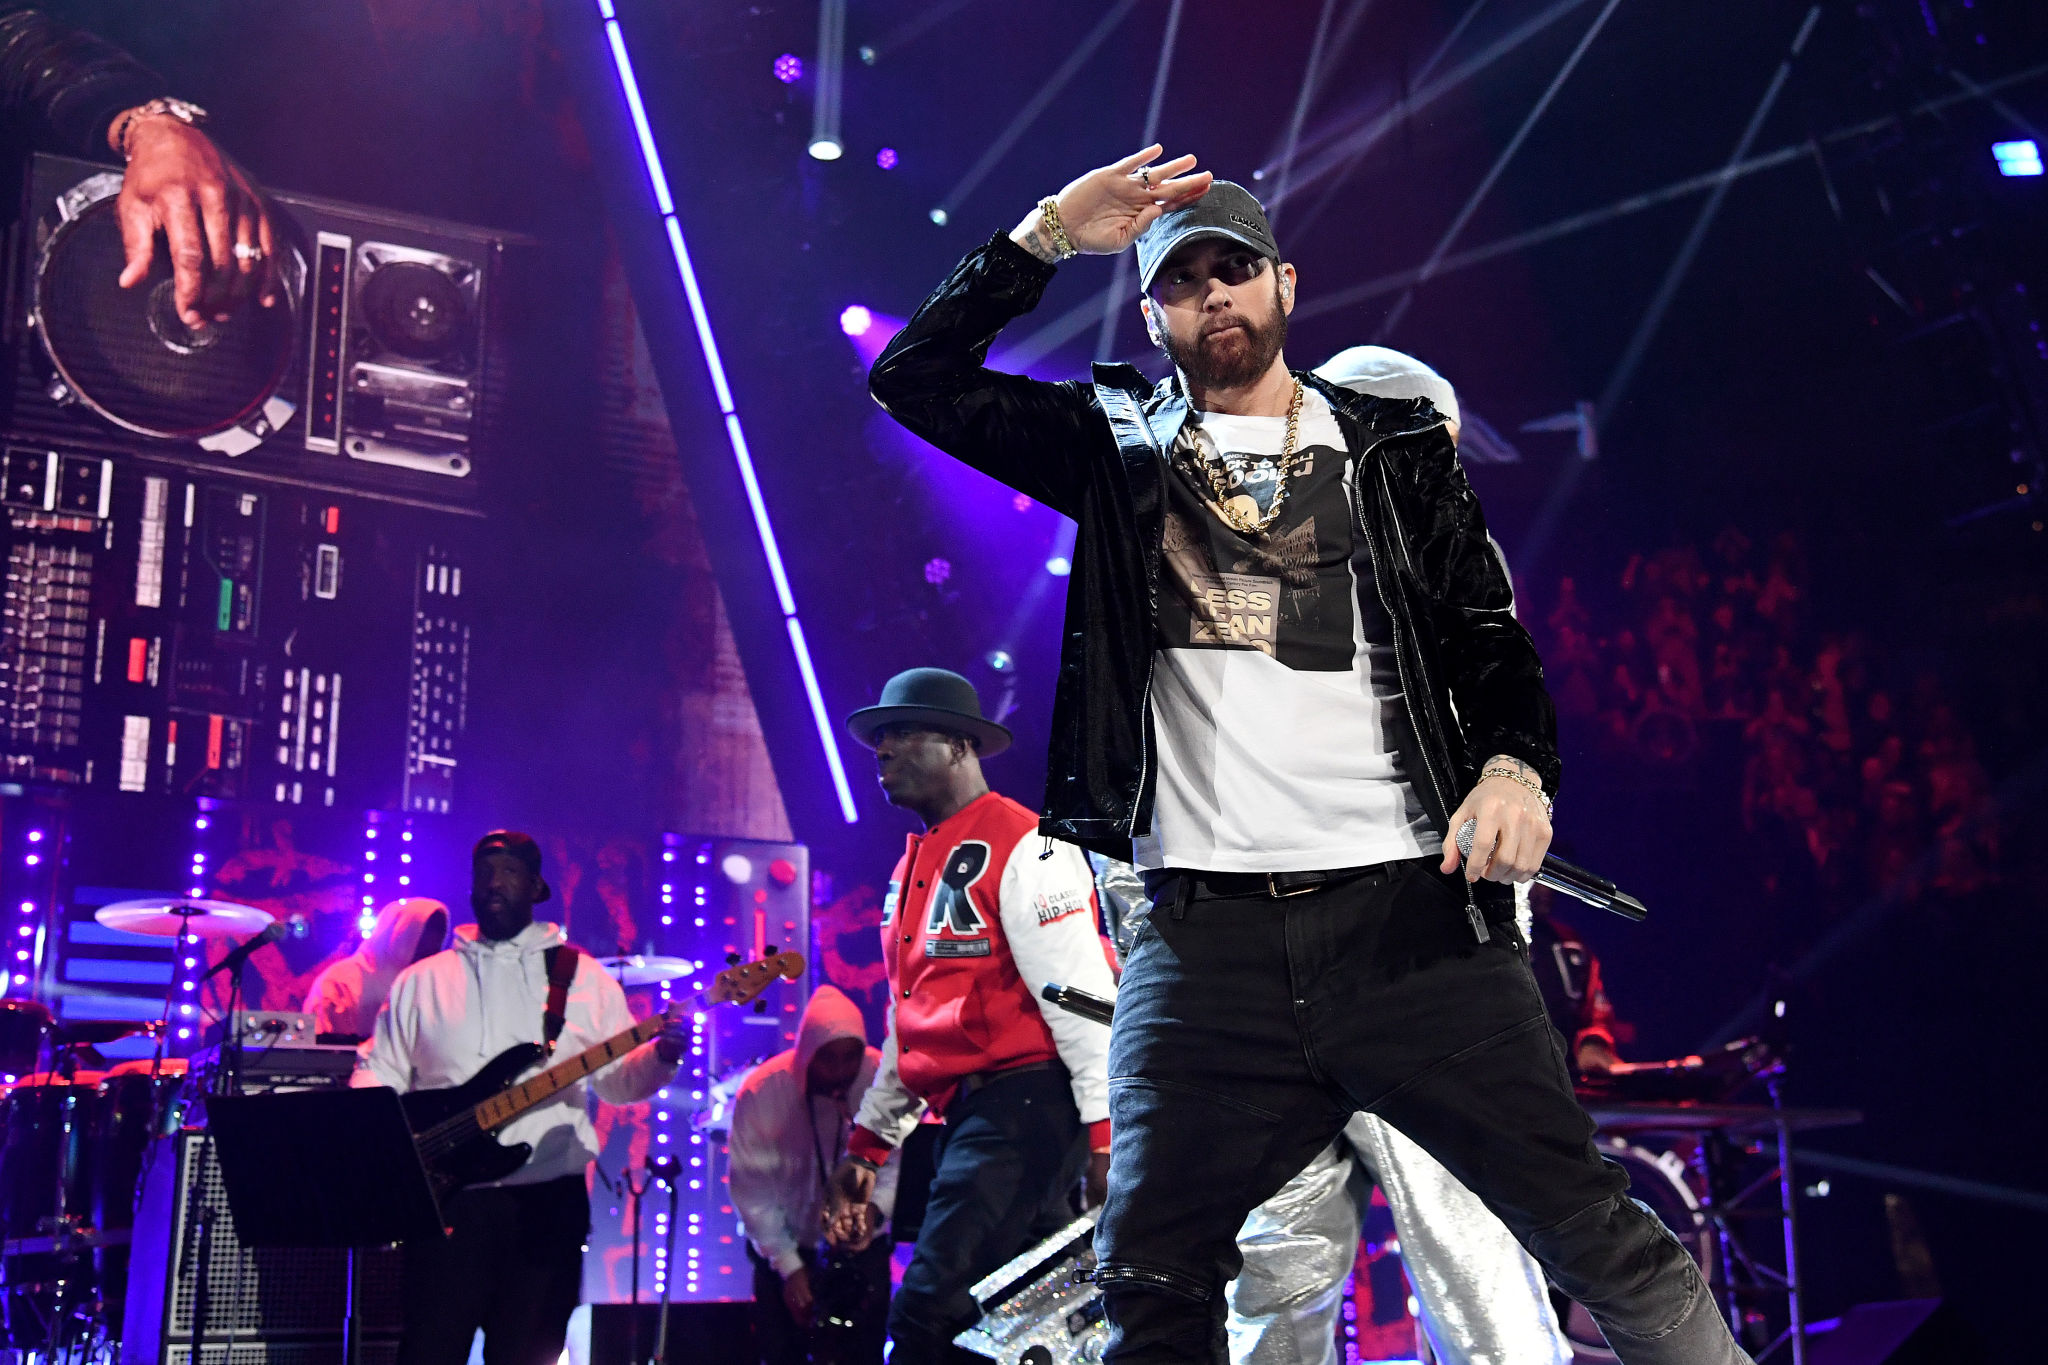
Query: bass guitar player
357 830 693 1365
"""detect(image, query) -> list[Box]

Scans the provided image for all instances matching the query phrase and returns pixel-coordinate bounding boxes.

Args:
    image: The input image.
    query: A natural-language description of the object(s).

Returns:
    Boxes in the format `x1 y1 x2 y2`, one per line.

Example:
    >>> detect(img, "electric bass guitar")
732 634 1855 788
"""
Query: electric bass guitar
402 949 806 1195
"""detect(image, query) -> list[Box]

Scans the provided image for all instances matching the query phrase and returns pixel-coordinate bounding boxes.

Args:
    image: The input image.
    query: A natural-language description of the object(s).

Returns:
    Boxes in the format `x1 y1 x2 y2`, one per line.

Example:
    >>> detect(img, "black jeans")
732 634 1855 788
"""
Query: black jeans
889 1066 1089 1365
749 1239 893 1365
398 1175 587 1365
1097 860 1746 1365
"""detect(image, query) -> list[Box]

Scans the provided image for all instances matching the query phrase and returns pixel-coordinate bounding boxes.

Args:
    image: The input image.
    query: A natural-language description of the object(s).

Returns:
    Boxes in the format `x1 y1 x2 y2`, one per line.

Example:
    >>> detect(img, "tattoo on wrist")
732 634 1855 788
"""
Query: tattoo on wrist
1485 755 1537 781
1015 219 1061 264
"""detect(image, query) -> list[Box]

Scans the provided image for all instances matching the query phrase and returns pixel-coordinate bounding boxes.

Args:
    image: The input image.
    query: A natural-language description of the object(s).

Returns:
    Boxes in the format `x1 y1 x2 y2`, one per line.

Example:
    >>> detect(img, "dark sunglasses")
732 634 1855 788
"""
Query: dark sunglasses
1149 252 1271 305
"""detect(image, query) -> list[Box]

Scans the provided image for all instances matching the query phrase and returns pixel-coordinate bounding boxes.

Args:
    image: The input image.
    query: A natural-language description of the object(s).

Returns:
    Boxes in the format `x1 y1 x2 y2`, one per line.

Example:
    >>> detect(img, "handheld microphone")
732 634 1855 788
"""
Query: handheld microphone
1040 982 1116 1026
1455 820 1649 922
202 921 289 980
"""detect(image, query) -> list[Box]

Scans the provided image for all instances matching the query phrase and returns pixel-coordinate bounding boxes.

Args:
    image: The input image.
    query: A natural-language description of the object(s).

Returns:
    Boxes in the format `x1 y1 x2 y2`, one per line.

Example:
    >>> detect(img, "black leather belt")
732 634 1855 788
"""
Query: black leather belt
1147 860 1410 904
957 1059 1057 1096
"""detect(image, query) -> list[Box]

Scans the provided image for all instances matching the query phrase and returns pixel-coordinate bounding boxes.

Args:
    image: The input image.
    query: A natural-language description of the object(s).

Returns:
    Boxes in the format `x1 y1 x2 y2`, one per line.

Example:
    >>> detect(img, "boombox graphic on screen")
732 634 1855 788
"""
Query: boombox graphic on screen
9 154 518 503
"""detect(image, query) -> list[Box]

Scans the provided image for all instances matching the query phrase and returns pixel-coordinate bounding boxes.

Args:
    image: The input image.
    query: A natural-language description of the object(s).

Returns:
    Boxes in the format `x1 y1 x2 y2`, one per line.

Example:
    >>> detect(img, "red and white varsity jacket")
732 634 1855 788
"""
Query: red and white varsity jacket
848 791 1115 1162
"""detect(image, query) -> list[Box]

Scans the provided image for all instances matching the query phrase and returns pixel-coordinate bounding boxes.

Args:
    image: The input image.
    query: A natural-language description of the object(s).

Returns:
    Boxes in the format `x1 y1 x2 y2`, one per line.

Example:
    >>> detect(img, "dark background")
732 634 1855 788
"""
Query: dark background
36 0 2048 1353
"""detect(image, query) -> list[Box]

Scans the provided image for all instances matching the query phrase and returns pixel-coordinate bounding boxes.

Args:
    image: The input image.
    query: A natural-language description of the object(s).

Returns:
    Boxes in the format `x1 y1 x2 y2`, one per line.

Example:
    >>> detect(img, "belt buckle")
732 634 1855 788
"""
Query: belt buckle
1266 873 1319 899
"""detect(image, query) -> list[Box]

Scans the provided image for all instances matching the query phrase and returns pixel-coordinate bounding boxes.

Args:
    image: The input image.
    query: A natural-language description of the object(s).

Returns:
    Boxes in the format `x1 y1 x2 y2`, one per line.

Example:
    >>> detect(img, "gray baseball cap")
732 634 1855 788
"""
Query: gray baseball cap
1135 180 1280 292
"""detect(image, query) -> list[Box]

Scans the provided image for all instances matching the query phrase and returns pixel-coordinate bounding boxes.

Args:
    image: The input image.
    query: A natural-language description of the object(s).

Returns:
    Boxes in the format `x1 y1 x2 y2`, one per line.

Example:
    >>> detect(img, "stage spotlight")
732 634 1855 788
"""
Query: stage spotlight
859 45 877 65
1045 556 1072 577
929 207 949 226
876 147 899 170
1993 140 2043 176
985 650 1015 673
773 53 803 83
839 304 873 337
811 0 846 164
924 558 952 586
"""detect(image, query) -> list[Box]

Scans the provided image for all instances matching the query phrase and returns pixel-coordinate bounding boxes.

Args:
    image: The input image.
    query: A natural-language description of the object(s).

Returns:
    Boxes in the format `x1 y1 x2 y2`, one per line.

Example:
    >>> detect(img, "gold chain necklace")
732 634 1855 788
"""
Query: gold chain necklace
1182 378 1304 537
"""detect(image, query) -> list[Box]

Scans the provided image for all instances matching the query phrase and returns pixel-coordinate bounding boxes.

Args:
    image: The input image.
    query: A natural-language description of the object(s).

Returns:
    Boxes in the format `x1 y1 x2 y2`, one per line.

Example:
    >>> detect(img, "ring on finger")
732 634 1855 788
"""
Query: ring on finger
232 242 265 263
1134 167 1152 188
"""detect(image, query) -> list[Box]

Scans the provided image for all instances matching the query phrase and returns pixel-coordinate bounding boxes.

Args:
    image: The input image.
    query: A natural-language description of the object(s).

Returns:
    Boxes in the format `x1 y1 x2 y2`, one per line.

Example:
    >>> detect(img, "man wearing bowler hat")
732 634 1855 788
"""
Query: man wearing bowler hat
865 148 1749 1365
824 668 1117 1365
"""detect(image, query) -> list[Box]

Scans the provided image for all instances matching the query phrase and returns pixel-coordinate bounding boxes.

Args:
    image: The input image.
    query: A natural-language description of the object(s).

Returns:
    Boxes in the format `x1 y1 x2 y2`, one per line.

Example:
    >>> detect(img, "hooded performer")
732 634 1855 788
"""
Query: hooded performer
728 985 900 1365
303 897 450 1039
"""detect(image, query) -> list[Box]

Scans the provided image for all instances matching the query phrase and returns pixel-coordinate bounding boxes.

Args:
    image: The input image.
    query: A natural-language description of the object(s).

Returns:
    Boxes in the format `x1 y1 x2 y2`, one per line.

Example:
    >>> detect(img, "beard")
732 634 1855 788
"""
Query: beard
1161 292 1288 391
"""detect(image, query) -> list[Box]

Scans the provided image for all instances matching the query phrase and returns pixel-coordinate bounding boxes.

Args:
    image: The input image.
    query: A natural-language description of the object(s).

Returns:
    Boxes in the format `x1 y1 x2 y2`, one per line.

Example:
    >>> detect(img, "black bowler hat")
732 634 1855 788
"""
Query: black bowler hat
1135 180 1281 293
845 668 1012 757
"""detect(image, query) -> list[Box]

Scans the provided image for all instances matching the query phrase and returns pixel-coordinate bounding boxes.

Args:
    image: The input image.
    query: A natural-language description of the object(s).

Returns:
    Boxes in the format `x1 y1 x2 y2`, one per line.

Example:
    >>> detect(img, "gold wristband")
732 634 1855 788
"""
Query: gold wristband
1036 196 1078 261
1480 765 1552 814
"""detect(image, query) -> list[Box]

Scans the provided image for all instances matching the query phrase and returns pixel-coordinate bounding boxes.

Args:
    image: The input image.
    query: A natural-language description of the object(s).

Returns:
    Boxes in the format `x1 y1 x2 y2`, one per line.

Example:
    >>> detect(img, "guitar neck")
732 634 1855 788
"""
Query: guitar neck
471 993 700 1134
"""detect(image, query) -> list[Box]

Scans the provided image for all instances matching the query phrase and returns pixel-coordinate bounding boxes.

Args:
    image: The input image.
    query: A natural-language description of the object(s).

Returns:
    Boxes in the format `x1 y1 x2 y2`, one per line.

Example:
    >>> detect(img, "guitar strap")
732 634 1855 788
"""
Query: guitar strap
542 944 580 1055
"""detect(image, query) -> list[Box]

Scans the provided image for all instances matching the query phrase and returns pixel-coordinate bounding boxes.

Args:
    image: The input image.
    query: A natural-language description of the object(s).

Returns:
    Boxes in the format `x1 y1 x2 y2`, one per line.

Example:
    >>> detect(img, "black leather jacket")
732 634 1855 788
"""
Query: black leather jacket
870 233 1560 921
0 4 166 161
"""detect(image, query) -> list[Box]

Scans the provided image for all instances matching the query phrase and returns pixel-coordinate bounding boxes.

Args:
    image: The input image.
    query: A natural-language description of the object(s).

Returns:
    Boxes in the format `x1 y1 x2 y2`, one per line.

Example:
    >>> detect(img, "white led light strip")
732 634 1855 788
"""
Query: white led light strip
596 0 859 823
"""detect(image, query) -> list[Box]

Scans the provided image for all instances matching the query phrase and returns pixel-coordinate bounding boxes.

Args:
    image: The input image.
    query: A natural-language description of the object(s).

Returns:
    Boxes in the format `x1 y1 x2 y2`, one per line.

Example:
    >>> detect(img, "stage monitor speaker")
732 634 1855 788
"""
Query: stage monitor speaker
121 1131 401 1364
7 155 517 509
585 1303 754 1365
1803 1299 1983 1365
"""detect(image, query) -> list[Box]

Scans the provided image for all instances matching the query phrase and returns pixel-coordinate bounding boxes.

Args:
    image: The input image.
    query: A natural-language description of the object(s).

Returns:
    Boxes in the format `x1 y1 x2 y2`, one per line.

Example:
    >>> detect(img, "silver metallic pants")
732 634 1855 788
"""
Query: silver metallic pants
1227 1113 1572 1365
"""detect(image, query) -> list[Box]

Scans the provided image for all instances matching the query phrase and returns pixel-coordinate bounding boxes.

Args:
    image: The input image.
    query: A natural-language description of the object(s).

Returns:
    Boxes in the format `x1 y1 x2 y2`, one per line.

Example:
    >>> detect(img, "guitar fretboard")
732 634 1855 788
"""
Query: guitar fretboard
470 1005 683 1133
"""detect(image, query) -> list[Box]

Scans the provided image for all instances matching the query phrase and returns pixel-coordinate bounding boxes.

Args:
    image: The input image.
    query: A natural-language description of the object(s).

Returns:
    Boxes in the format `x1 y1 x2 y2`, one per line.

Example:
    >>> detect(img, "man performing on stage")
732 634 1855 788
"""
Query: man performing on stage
359 831 685 1365
825 667 1117 1365
867 149 1747 1364
1219 346 1571 1365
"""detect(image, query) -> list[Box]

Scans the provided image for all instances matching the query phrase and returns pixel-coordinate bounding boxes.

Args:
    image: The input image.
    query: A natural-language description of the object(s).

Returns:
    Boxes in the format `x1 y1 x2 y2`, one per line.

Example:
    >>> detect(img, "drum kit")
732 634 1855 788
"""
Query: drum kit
0 894 275 1354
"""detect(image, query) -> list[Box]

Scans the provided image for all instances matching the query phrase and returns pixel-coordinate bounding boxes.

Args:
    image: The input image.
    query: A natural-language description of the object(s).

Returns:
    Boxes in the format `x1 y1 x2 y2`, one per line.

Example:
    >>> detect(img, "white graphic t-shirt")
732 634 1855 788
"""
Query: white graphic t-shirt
1134 388 1439 872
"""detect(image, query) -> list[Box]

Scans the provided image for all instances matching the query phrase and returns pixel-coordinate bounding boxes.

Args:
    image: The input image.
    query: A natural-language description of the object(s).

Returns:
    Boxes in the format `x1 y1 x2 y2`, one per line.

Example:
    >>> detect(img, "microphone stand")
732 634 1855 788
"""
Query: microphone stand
648 1153 681 1364
624 1164 652 1364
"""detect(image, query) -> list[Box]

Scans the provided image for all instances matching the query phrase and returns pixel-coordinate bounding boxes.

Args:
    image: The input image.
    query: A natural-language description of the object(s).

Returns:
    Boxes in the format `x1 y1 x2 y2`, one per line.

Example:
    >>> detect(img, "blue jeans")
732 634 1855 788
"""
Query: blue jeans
1096 859 1746 1365
888 1065 1088 1365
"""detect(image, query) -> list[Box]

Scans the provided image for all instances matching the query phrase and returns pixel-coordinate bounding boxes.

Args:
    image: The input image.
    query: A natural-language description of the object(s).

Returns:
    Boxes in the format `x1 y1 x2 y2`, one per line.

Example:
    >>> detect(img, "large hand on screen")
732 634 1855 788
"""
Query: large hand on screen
116 115 278 326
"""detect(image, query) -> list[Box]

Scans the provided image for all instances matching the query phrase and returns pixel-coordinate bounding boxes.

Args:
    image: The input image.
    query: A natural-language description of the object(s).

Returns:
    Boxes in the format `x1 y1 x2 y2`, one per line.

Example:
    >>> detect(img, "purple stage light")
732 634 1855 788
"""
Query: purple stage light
876 147 898 170
925 558 952 586
598 0 859 824
839 304 873 337
773 53 803 84
1046 556 1072 577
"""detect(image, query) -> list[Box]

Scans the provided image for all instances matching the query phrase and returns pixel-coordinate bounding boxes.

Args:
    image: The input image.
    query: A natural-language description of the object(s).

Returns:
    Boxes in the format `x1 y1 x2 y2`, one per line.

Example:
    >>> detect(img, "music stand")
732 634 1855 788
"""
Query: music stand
206 1088 446 1364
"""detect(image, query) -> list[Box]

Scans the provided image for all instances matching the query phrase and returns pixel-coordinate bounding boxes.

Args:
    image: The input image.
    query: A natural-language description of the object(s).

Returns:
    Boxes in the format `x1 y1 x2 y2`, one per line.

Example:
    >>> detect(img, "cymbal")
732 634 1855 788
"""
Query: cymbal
595 955 697 988
95 897 274 939
1581 1099 1863 1139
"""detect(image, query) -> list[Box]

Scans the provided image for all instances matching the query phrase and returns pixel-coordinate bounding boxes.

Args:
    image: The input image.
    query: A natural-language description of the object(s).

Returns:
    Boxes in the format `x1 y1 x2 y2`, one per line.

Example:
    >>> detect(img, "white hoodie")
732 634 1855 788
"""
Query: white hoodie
304 897 449 1037
726 985 900 1277
357 919 676 1186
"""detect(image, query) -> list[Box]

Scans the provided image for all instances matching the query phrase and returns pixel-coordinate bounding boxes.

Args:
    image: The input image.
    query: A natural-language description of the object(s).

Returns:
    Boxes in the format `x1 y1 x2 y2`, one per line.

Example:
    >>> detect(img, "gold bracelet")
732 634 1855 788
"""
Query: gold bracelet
1480 765 1552 814
1037 196 1078 260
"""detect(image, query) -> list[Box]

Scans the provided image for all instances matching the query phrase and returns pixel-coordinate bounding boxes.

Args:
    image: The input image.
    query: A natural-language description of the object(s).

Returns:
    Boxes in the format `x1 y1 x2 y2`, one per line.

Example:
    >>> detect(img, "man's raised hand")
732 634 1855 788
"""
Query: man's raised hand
1012 145 1212 262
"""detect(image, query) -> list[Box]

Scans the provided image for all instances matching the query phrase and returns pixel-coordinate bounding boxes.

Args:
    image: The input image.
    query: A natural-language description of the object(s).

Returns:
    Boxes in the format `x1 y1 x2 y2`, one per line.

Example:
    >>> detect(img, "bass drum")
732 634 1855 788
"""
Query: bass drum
1554 1138 1715 1362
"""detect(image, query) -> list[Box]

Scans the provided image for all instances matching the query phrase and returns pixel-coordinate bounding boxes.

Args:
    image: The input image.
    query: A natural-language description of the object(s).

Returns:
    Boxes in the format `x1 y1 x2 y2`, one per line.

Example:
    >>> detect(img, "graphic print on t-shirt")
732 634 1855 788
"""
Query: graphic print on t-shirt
1160 419 1356 672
